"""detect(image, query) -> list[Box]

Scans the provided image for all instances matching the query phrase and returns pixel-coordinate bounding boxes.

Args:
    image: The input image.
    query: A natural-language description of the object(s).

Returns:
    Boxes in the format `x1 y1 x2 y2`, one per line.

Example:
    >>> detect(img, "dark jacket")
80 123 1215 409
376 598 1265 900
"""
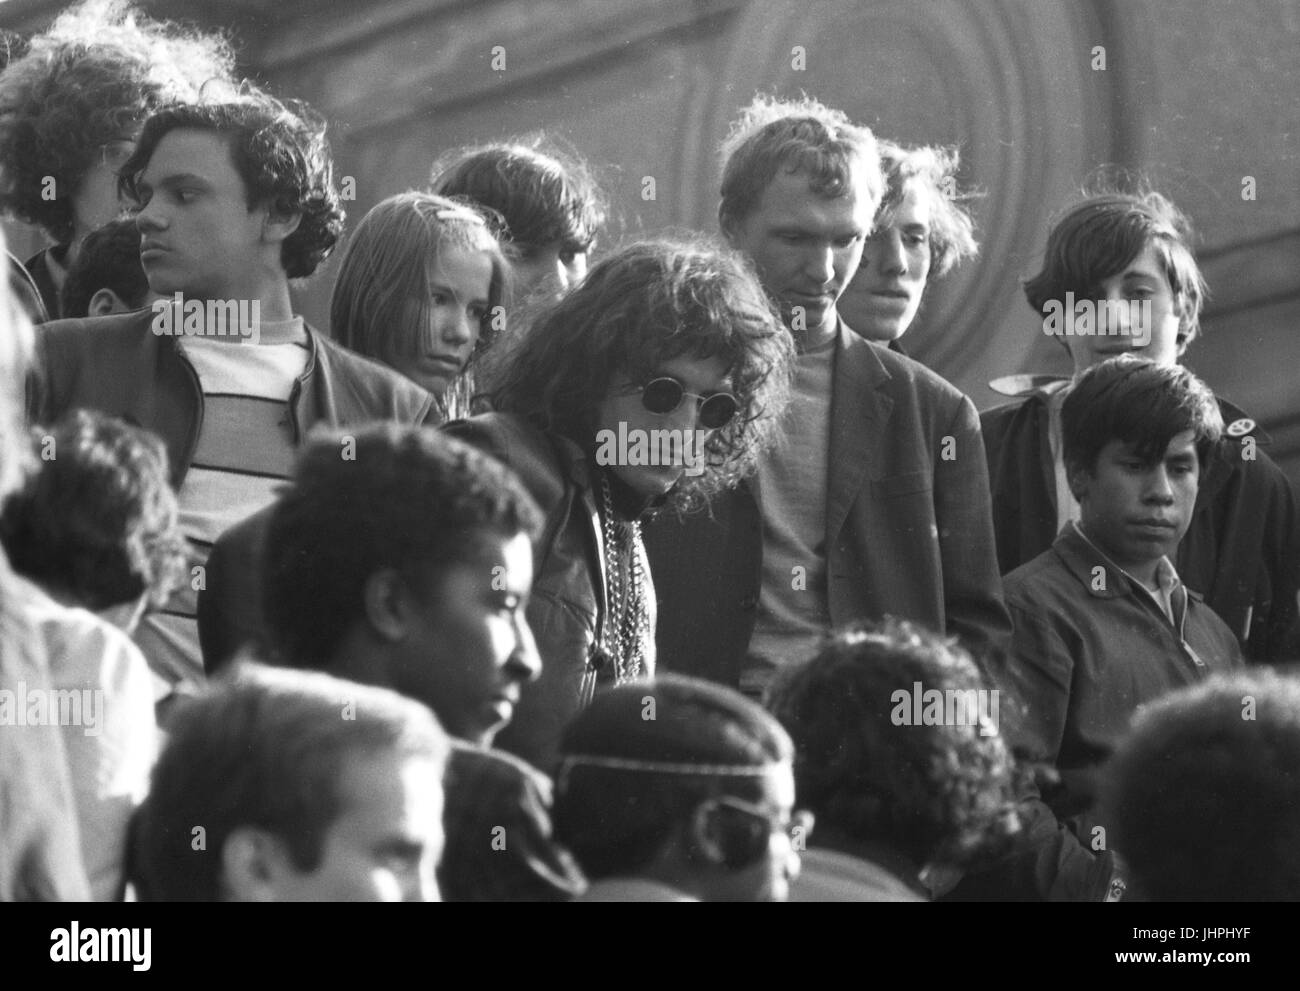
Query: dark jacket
982 524 1242 901
981 377 1300 662
29 308 439 487
642 322 1011 688
444 412 655 775
442 742 584 901
23 247 61 323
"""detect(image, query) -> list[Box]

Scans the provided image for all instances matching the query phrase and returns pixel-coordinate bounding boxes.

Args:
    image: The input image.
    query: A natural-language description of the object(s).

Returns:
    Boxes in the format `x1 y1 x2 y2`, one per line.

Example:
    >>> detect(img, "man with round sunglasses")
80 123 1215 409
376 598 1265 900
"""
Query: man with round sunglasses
644 96 1010 699
446 237 794 773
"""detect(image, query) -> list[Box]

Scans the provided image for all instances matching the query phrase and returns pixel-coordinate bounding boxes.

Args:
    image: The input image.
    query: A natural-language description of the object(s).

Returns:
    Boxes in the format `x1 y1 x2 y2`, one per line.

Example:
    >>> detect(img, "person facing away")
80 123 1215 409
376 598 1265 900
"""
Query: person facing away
643 94 1010 700
768 617 1024 902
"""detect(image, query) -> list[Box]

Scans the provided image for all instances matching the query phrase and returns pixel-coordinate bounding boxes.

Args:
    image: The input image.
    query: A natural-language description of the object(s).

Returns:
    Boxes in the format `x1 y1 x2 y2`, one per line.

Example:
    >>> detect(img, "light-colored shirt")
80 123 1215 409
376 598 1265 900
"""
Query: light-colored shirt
135 317 307 697
16 580 157 900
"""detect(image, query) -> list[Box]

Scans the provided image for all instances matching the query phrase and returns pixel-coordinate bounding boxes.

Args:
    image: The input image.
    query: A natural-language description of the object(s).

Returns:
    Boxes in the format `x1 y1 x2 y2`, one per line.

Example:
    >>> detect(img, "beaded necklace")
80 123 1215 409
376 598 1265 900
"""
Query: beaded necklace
598 472 649 683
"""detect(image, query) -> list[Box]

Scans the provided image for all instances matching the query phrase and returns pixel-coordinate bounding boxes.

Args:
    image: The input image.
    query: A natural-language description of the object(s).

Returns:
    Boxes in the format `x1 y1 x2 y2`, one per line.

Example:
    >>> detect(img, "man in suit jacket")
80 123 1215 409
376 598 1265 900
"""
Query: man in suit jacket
643 96 1009 696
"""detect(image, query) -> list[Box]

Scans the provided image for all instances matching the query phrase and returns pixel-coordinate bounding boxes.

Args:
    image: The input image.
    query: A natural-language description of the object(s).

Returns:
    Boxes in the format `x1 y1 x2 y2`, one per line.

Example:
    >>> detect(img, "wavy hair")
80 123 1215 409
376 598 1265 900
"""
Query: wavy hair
121 90 343 278
484 237 794 513
718 94 882 233
875 140 980 277
0 0 235 245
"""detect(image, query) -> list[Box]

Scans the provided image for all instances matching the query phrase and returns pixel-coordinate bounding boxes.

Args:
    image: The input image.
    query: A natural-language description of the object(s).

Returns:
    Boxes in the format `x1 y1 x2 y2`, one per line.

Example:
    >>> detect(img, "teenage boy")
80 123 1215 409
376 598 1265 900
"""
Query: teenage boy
132 663 449 902
260 425 584 901
991 356 1242 901
30 91 438 700
837 139 978 353
983 190 1300 662
554 675 806 902
644 96 1009 697
430 139 606 300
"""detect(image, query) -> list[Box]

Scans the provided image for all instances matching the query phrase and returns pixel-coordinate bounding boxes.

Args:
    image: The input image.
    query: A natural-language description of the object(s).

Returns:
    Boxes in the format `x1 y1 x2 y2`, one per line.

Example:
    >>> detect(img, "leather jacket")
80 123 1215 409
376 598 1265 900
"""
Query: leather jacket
29 307 439 486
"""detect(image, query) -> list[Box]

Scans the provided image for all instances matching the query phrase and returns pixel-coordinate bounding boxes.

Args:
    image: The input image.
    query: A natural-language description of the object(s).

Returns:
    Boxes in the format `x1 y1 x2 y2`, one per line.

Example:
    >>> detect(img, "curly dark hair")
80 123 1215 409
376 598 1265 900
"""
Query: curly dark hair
263 424 542 668
120 90 344 278
0 0 235 245
484 237 794 513
767 618 1023 871
60 217 149 316
0 408 187 611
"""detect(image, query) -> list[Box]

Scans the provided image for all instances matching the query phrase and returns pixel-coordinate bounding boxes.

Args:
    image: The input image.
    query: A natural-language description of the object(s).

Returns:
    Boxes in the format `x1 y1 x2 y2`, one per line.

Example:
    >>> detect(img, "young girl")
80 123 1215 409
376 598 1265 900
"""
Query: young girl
330 191 511 420
445 237 795 772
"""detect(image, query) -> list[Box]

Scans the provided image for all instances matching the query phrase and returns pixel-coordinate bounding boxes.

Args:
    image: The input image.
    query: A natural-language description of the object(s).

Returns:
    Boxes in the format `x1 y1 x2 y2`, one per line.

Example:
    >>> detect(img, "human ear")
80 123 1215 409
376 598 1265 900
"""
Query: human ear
222 827 294 902
362 568 412 643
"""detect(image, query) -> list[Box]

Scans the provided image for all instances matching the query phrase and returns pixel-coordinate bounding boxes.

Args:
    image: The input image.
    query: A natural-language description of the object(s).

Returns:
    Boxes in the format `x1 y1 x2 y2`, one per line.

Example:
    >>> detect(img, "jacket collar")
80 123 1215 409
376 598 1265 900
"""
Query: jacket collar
827 317 893 542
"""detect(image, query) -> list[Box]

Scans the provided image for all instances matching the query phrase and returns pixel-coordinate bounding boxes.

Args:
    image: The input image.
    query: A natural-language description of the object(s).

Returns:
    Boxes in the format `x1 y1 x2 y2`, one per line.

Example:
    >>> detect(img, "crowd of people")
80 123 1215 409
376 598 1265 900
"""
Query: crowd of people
2 1 1298 903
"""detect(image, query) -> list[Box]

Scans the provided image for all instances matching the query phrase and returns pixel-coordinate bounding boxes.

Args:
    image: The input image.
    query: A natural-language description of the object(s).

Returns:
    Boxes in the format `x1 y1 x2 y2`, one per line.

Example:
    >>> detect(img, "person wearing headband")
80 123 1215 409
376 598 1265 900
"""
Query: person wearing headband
553 675 807 902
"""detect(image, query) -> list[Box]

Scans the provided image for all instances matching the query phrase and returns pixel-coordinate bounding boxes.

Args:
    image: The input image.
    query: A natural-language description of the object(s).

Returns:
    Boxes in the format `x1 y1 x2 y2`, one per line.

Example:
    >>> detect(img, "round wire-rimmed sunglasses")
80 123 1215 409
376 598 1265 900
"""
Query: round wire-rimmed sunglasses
634 376 739 430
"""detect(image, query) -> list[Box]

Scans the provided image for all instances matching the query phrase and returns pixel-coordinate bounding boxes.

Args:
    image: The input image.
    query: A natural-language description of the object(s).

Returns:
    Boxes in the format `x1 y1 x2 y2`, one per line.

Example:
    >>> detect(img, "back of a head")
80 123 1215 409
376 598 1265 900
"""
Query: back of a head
262 423 540 669
1061 355 1224 477
60 218 151 317
0 0 236 244
767 618 1021 869
430 139 606 253
1 409 185 612
120 88 344 279
1103 671 1300 900
133 661 449 901
1023 188 1207 345
553 675 793 880
718 94 883 232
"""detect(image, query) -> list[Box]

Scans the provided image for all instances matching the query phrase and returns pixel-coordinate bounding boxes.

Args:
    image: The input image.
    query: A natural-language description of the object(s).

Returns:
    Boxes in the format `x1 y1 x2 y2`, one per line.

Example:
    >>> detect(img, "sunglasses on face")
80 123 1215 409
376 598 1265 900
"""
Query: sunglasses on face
635 376 739 430
709 795 815 846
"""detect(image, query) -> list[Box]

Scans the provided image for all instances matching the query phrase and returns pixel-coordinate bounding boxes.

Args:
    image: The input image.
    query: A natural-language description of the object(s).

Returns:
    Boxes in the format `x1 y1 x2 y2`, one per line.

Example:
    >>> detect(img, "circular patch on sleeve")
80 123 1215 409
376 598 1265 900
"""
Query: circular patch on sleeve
1226 418 1256 437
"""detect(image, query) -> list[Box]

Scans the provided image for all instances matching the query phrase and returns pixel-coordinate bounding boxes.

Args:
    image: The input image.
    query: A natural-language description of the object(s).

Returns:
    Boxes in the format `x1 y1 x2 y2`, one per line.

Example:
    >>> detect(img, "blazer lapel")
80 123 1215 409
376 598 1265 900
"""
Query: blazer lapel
826 320 893 546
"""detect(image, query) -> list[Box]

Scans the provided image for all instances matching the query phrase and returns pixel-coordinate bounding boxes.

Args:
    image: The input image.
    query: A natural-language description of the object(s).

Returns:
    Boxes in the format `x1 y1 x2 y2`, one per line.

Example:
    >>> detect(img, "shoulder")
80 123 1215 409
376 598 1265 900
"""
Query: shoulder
306 328 437 410
443 412 572 508
1003 546 1073 602
860 336 968 406
38 309 155 351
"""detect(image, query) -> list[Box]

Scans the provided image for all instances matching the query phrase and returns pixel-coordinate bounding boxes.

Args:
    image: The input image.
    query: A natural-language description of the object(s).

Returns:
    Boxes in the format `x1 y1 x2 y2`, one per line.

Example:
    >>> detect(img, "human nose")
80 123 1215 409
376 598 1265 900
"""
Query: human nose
875 230 907 275
402 863 438 902
1144 466 1175 502
136 199 165 233
509 613 542 683
804 244 835 286
441 306 475 346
